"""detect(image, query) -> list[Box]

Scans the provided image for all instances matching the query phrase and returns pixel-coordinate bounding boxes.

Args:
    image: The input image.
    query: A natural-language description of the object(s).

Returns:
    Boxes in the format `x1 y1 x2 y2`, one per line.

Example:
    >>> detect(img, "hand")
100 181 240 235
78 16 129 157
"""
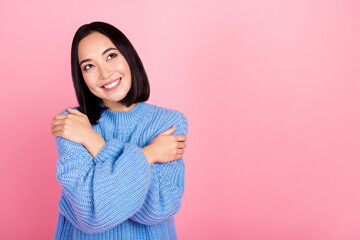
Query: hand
142 125 187 166
51 108 96 145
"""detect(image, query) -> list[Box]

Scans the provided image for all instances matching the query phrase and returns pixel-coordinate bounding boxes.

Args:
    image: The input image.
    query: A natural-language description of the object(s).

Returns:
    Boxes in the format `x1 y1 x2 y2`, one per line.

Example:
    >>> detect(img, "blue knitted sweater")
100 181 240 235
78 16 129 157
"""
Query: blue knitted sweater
54 101 188 240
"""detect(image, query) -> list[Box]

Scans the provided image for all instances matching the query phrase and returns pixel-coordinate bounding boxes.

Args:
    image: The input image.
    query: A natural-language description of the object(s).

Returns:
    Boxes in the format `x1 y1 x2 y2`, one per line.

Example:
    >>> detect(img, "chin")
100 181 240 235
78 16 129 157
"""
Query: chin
107 96 126 103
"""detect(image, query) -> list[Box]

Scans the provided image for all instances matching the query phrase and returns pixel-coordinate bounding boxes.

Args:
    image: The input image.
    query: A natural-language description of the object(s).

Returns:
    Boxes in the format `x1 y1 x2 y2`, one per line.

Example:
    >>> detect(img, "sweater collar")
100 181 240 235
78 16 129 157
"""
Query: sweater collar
99 101 150 127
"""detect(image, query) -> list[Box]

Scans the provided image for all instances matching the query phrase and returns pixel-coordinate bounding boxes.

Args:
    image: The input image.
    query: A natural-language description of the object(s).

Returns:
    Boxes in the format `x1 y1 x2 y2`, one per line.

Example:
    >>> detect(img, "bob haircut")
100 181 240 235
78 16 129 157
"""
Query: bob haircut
71 21 150 125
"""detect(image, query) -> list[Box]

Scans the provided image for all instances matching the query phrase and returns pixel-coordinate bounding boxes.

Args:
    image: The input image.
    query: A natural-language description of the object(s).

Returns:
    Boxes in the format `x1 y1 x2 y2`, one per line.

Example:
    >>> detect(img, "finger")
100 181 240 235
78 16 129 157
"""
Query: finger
51 129 64 137
67 107 83 115
53 114 69 120
51 125 65 133
51 118 66 127
175 135 187 142
176 149 185 154
177 142 186 149
159 125 176 135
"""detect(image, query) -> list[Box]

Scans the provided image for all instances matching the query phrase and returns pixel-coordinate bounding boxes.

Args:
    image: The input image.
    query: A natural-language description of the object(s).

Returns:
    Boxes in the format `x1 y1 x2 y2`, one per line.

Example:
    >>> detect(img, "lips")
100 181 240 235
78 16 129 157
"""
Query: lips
102 78 121 88
102 78 121 91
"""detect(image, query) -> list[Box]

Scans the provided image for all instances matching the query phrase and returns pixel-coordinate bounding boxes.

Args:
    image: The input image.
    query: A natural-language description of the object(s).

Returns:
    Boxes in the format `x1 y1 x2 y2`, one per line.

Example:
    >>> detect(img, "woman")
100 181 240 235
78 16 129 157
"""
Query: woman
51 21 188 239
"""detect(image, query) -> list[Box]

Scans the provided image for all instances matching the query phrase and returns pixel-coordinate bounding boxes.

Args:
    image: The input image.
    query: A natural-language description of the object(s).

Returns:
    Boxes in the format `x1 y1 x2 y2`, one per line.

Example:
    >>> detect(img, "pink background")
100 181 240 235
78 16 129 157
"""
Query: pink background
1 0 360 239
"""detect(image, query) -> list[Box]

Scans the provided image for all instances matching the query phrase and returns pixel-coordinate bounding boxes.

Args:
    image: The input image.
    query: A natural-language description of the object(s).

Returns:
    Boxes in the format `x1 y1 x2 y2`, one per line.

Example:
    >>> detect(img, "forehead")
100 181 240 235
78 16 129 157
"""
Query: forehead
78 32 116 60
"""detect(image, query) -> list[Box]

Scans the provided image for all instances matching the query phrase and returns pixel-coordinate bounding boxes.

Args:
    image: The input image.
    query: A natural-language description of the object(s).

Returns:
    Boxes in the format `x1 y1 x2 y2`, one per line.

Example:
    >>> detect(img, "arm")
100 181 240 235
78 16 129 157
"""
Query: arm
53 108 187 231
56 134 151 234
130 111 188 225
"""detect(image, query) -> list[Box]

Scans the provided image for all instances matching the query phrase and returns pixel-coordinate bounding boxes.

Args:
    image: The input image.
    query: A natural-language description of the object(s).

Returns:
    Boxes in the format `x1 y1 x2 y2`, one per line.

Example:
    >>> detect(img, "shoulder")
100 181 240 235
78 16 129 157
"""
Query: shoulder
145 102 187 121
143 102 188 135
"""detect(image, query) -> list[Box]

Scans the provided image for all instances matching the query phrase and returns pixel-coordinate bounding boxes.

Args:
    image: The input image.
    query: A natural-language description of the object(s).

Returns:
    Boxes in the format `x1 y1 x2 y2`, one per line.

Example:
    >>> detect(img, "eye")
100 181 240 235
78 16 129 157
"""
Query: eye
107 53 117 60
83 64 94 71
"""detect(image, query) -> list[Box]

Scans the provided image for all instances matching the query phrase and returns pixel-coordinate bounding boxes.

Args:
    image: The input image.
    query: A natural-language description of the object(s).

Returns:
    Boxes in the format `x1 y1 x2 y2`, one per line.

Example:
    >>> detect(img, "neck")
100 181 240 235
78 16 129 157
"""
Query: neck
102 100 137 112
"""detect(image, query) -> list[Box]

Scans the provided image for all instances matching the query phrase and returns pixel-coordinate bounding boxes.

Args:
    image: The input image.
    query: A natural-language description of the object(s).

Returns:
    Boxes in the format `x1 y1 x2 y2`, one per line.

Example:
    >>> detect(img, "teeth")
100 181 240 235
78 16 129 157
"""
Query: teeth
104 79 120 89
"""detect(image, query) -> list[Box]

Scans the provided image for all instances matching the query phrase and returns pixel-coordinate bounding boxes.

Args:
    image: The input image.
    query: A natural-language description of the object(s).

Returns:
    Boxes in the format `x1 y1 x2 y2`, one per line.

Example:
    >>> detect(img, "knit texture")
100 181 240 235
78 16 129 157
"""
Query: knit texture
54 102 188 240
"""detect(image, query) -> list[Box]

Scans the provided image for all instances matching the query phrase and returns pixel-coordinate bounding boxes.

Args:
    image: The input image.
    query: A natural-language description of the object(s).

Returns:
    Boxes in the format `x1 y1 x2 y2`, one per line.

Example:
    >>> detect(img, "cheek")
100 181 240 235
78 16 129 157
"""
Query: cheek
127 71 132 86
84 80 98 95
124 75 132 89
83 78 91 88
82 74 96 89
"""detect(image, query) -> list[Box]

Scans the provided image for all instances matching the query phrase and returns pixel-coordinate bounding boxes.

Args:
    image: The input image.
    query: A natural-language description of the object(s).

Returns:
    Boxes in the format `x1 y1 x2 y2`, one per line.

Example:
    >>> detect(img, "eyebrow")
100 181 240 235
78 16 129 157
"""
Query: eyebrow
79 47 118 66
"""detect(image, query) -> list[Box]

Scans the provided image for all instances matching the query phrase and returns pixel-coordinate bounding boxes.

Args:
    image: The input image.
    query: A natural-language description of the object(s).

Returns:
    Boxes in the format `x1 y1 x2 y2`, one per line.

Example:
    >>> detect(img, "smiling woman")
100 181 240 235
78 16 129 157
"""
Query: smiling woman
78 32 133 112
51 22 188 240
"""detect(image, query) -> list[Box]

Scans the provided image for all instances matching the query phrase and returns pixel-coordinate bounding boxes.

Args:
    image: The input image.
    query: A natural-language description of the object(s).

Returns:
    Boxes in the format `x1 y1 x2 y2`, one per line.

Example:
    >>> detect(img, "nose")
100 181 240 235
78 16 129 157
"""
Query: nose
98 63 113 80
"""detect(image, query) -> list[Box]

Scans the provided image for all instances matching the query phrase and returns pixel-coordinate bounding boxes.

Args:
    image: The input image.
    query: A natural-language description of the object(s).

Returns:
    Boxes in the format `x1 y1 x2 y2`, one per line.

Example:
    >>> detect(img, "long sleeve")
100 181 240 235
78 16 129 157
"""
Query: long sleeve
56 136 152 234
130 111 188 225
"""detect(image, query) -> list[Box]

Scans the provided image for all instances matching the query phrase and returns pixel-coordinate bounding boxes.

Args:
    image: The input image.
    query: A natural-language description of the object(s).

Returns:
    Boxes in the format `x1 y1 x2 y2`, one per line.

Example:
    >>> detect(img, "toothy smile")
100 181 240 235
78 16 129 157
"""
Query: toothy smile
103 78 121 89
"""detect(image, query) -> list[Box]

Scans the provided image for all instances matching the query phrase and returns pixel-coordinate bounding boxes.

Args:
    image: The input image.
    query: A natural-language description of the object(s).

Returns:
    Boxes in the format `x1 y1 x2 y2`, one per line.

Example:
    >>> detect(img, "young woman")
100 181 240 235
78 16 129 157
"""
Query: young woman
51 21 188 240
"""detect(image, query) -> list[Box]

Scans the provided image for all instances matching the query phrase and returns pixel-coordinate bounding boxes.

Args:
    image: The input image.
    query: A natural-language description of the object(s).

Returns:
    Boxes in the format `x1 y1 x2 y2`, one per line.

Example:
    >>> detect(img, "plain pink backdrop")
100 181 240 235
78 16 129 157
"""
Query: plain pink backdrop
1 0 360 239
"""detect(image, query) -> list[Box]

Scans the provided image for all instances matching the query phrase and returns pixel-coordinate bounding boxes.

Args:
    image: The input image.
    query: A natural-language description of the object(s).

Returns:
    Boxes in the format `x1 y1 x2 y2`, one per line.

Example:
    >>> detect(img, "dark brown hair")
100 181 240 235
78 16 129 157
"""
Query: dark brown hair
71 21 150 124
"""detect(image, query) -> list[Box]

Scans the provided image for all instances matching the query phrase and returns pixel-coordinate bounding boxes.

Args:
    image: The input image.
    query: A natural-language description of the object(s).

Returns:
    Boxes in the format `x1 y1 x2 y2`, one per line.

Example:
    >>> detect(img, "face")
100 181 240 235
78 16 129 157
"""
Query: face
78 31 132 107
